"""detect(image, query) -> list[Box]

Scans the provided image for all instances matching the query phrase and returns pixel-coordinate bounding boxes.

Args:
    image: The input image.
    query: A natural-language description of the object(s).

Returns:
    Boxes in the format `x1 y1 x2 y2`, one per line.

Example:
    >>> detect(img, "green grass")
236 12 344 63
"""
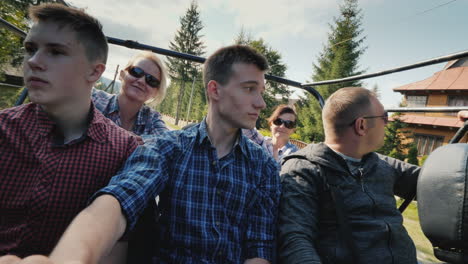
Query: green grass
0 85 22 109
398 200 442 263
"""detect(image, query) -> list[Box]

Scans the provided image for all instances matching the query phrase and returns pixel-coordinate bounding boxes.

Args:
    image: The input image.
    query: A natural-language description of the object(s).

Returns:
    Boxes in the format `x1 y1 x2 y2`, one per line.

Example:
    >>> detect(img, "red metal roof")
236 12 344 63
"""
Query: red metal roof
393 66 468 92
391 114 464 128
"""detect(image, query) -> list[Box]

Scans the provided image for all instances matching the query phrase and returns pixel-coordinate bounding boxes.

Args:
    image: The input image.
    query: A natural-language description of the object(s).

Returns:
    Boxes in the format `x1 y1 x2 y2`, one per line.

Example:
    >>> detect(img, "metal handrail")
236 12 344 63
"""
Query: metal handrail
0 17 25 38
106 37 311 92
0 17 325 105
449 121 468 144
2 15 468 112
302 50 468 87
387 107 468 113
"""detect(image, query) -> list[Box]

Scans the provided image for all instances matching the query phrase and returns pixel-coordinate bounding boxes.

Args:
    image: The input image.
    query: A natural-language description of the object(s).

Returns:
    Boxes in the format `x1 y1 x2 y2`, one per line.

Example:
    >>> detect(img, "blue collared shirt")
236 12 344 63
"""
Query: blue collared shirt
96 120 280 263
242 129 299 164
263 136 299 164
91 88 168 137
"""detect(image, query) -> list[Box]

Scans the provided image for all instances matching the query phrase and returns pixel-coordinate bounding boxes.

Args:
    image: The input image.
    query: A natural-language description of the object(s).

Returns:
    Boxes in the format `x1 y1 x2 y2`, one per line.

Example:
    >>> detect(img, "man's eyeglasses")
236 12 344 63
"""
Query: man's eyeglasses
273 118 296 129
349 112 389 126
127 66 161 88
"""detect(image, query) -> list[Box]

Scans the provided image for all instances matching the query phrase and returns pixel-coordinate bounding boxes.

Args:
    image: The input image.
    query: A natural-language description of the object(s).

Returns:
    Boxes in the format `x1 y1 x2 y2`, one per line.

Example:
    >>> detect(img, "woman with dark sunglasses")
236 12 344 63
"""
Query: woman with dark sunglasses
264 104 299 163
92 51 169 138
92 51 169 263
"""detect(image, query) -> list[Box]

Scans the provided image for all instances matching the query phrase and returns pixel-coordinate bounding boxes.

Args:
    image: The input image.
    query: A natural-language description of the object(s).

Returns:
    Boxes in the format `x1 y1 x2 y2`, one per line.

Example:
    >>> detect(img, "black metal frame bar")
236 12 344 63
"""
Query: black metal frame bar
0 17 25 38
1 16 467 113
386 106 468 113
302 50 468 87
106 37 328 107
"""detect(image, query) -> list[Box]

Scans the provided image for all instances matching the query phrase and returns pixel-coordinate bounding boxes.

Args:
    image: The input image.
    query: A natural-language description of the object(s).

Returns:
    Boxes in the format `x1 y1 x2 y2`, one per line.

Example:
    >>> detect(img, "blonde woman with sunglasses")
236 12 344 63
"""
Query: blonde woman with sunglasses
92 51 169 138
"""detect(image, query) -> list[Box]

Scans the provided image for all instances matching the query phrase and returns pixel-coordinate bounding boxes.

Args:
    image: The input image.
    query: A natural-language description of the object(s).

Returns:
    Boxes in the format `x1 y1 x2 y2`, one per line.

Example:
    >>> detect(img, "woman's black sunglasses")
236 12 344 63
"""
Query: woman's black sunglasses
127 66 161 88
273 118 296 129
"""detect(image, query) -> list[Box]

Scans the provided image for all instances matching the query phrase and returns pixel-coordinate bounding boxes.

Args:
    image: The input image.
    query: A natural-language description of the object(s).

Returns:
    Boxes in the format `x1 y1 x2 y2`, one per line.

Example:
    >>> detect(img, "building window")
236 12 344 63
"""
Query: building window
448 95 468 106
447 95 468 116
406 95 427 107
414 134 444 156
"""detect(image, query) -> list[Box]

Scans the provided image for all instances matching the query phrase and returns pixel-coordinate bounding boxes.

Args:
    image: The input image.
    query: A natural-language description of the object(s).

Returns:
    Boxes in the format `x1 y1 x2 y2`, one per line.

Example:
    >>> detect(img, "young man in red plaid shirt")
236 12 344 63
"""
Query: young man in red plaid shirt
0 3 138 261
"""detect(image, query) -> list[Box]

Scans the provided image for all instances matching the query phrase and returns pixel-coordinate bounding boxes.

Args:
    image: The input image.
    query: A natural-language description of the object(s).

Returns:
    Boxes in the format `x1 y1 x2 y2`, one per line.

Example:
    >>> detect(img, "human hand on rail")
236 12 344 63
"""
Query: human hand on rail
457 111 468 121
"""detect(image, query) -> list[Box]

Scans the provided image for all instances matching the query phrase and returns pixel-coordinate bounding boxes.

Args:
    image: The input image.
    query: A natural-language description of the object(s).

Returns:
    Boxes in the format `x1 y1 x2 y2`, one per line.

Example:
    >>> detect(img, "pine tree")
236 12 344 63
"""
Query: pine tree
296 0 366 142
371 83 381 99
234 34 289 128
162 1 205 125
376 113 412 160
406 144 419 165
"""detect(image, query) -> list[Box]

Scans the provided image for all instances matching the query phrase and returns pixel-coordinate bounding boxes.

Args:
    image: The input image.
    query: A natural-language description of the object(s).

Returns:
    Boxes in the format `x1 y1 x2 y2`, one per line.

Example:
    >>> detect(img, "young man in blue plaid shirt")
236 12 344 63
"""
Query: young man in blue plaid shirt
4 45 280 264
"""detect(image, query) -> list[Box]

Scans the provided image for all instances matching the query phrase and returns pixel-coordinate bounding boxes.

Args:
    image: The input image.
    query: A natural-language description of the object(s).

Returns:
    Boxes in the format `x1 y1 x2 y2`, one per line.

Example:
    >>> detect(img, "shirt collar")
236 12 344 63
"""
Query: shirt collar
197 118 210 145
86 103 110 143
135 105 148 126
35 102 108 144
36 104 55 137
196 118 249 158
237 132 251 158
114 95 147 127
264 136 291 151
107 94 120 115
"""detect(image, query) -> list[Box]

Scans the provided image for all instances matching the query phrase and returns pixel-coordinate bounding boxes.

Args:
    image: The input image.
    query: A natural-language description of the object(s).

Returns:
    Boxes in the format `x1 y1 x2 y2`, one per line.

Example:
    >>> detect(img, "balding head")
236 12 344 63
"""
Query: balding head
322 87 377 137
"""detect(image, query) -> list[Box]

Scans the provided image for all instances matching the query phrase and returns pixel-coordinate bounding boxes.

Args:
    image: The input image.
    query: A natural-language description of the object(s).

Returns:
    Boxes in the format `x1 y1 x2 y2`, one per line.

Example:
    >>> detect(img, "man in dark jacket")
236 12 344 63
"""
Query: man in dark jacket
278 87 420 264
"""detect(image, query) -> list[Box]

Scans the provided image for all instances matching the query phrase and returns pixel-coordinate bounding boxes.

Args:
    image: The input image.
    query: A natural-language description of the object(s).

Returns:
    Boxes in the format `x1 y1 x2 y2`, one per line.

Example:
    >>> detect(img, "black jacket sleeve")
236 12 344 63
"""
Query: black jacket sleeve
379 154 420 200
278 158 323 264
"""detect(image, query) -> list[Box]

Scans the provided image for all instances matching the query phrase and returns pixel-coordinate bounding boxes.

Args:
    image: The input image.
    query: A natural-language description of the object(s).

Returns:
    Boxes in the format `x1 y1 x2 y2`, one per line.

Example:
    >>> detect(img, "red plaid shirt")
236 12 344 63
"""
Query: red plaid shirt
0 103 139 257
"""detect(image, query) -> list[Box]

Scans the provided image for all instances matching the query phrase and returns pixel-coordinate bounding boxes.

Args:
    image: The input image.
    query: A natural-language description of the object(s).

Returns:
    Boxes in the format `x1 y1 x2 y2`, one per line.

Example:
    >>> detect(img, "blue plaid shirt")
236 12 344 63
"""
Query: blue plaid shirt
263 137 299 164
242 128 272 156
96 120 280 263
242 129 299 164
91 88 168 137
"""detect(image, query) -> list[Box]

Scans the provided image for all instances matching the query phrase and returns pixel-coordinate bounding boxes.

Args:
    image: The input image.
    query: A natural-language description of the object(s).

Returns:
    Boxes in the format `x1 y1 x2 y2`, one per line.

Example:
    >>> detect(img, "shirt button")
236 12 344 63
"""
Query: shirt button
215 221 220 226
216 190 221 195
212 161 216 166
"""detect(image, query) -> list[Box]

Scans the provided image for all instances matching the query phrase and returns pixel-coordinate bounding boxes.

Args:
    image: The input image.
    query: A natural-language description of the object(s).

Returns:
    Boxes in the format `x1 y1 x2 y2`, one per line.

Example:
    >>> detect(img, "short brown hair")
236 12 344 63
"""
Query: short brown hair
28 3 108 64
267 104 297 126
322 87 375 136
203 45 268 96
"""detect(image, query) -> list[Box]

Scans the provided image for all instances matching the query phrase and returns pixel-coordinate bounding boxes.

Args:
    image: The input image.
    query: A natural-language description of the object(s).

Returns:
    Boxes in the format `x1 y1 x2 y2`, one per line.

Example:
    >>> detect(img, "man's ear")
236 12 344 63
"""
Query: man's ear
354 118 367 136
206 80 221 101
87 63 106 83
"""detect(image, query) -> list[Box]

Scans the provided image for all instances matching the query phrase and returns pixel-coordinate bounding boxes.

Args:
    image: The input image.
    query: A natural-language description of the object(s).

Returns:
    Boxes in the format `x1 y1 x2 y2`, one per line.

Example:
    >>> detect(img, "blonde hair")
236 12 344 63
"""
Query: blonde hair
124 51 168 105
322 87 375 136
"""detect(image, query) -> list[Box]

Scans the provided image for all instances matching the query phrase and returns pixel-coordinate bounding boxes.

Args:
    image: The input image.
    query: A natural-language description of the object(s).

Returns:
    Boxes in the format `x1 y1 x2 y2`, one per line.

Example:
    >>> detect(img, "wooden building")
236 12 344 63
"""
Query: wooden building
393 58 468 156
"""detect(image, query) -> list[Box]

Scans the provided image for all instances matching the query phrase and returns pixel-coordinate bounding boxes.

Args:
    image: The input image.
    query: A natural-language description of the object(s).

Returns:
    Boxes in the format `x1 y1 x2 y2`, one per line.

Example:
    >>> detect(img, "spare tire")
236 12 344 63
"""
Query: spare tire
417 143 468 264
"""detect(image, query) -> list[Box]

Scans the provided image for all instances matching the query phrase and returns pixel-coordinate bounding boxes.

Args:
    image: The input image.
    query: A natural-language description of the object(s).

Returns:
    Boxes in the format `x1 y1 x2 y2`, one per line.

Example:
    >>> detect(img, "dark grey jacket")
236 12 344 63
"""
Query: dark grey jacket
278 143 420 264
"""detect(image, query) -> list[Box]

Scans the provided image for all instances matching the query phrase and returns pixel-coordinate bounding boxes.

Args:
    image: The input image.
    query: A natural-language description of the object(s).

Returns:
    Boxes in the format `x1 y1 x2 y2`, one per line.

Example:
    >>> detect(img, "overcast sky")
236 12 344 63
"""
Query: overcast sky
68 0 468 107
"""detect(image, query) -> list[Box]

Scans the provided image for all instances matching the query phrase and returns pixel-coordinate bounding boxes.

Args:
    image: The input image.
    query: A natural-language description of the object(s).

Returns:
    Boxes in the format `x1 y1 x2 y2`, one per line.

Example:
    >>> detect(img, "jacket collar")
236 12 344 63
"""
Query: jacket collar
298 142 379 174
